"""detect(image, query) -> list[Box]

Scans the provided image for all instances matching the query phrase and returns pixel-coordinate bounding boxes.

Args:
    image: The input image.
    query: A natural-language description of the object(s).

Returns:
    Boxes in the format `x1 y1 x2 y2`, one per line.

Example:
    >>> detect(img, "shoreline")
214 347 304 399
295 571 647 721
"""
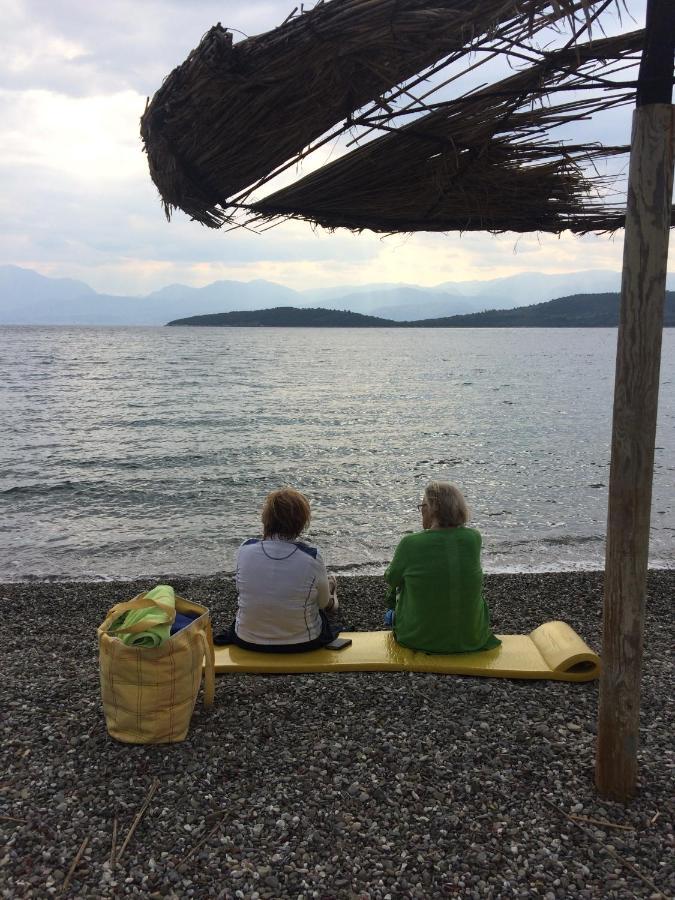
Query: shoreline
1 571 673 898
2 563 673 586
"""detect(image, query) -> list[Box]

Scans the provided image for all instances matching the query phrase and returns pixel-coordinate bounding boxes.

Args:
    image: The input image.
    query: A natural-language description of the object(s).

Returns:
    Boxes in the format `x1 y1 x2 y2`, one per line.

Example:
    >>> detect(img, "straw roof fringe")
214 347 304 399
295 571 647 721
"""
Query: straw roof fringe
140 0 609 227
248 141 627 234
245 31 645 234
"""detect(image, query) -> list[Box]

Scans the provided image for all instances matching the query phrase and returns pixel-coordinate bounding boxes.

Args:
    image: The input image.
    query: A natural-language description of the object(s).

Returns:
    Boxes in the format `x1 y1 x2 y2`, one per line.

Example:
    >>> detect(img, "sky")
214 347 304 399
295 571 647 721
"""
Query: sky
0 0 663 297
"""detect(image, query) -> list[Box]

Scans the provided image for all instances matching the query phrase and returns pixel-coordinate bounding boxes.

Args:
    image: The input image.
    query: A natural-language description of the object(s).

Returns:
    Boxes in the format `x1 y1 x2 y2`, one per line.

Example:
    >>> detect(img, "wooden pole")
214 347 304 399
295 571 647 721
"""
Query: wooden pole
596 0 674 801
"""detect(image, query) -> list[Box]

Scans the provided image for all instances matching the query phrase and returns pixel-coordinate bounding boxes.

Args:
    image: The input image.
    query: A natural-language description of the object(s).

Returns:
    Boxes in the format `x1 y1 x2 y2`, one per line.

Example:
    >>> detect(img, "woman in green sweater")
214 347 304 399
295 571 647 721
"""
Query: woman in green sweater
384 481 500 654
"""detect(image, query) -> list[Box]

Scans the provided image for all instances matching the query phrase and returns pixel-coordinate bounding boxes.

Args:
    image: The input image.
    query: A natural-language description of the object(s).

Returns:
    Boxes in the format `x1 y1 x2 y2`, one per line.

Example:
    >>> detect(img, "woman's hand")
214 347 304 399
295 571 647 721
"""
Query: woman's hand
326 575 338 612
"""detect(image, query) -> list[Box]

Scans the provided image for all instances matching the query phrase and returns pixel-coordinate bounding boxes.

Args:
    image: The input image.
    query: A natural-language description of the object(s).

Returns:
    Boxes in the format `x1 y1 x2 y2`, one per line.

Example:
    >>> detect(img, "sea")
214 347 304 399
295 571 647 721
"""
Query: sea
1 325 673 582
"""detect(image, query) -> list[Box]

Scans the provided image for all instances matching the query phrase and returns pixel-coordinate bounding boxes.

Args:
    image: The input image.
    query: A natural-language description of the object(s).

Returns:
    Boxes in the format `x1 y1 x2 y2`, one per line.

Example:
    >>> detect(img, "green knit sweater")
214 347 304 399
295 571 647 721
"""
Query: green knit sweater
384 527 501 654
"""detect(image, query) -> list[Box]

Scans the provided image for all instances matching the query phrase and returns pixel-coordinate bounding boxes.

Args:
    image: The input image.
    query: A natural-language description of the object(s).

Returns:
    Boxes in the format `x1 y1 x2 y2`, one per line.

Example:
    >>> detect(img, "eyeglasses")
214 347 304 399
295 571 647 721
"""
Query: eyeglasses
417 502 428 511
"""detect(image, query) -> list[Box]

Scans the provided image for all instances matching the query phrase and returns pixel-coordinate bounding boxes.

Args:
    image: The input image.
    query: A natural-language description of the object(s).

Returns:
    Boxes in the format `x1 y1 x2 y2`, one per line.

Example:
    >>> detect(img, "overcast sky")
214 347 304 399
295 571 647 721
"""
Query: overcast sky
1 0 664 296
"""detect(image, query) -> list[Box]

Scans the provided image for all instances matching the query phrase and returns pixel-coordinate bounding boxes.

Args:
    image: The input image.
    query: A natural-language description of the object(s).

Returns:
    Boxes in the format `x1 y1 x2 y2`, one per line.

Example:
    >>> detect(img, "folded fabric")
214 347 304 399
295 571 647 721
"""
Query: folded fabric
170 612 200 636
111 585 176 647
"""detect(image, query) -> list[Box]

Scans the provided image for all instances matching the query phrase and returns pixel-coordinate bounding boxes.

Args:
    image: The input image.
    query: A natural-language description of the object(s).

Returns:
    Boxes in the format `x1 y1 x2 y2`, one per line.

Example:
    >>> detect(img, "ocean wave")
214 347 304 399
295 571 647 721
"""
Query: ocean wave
2 480 84 497
498 534 605 549
2 562 673 585
0 479 156 500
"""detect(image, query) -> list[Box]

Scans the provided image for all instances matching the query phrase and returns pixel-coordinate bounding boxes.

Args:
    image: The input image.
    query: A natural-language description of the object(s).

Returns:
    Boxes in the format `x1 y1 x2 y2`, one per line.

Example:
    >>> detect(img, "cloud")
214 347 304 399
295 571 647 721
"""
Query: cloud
2 1 299 96
0 88 144 180
0 0 658 296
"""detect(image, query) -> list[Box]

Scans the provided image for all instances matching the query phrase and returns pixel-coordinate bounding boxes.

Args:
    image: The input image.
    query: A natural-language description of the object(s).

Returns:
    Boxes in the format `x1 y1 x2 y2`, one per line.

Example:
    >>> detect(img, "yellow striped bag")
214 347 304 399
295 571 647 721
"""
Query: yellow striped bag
98 590 215 744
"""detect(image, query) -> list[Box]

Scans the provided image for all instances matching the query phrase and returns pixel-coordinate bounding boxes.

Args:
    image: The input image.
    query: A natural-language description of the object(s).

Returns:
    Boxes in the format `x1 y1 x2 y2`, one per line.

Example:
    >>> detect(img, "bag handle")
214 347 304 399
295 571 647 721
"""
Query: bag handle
99 591 176 634
199 630 215 707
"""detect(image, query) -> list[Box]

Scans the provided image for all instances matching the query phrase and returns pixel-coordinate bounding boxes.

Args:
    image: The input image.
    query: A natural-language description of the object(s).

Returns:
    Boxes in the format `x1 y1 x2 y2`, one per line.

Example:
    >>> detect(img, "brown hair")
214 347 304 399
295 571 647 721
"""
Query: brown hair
424 481 469 527
261 487 311 540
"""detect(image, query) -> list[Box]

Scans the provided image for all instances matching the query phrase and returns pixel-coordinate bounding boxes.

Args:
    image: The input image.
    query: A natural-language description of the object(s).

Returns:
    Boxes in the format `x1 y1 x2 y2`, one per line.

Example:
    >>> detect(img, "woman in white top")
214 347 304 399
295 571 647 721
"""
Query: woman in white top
215 487 340 651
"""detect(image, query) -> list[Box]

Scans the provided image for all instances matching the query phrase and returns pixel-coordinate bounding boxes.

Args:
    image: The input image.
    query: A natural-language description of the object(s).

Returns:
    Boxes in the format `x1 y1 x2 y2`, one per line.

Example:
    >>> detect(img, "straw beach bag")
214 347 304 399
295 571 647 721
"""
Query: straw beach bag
98 589 215 744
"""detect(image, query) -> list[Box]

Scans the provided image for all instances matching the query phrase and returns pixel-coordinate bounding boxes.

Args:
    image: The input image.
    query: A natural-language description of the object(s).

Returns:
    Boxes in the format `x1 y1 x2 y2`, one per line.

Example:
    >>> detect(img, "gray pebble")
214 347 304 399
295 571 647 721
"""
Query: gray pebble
0 572 673 900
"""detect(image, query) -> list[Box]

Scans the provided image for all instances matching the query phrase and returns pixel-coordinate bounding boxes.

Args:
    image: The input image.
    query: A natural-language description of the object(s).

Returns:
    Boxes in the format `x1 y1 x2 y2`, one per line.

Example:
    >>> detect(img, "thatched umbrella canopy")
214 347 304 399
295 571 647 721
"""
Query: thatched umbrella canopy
140 0 610 228
246 32 643 234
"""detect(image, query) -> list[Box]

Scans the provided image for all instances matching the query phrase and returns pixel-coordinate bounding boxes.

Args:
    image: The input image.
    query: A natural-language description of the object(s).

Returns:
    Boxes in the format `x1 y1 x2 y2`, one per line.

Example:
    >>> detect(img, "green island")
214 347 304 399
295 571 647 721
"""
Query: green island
167 291 675 327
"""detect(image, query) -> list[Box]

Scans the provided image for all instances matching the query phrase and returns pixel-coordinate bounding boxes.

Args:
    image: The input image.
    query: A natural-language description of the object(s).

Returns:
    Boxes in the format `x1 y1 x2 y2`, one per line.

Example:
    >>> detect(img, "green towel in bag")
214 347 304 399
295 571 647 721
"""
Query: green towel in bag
111 584 176 648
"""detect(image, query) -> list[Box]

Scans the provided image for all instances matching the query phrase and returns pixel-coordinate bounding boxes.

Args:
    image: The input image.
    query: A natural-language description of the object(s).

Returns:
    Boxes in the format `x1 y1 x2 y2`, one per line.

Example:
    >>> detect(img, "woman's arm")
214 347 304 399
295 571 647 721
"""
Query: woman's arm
314 555 332 610
384 538 407 589
234 542 244 592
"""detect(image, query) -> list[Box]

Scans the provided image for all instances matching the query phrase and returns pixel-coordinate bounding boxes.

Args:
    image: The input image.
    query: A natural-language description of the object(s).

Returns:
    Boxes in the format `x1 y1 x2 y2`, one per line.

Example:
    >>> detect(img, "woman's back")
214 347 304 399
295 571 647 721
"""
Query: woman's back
236 538 325 645
385 526 500 654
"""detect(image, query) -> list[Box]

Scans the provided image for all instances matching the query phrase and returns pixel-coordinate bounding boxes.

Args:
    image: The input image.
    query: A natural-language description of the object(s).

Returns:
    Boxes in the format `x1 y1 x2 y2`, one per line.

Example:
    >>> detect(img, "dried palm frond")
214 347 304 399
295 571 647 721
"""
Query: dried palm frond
140 0 612 227
250 139 627 233
245 31 643 234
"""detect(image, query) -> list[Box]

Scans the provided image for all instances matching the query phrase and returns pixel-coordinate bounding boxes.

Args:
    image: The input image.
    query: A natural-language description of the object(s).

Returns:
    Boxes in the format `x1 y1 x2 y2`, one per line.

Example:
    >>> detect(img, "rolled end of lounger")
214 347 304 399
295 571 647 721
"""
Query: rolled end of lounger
529 620 600 681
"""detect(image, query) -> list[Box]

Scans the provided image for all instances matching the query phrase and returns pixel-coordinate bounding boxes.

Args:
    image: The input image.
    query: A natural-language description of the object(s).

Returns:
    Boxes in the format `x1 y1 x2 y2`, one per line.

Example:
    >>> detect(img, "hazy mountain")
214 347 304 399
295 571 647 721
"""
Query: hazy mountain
327 270 674 319
311 287 479 320
0 266 302 325
146 278 300 310
299 282 466 304
0 265 98 323
372 295 499 321
302 270 652 321
301 270 642 319
0 265 96 301
2 265 674 325
436 269 628 305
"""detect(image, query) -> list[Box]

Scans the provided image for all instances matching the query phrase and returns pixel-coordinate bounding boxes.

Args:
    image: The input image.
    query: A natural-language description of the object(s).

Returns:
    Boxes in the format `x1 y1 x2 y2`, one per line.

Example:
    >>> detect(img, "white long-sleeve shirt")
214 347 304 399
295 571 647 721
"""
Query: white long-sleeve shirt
234 538 330 645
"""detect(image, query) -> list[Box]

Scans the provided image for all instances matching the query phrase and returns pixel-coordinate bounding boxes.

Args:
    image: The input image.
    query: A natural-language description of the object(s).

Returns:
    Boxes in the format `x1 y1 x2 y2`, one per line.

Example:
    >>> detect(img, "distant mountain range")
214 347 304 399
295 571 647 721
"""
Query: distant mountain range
3 264 674 326
168 292 675 328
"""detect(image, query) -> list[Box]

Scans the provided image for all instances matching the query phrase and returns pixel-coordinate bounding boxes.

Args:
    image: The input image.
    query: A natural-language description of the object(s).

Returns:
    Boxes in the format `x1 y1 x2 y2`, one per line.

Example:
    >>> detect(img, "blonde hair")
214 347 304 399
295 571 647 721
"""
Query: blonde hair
424 481 469 527
261 487 311 539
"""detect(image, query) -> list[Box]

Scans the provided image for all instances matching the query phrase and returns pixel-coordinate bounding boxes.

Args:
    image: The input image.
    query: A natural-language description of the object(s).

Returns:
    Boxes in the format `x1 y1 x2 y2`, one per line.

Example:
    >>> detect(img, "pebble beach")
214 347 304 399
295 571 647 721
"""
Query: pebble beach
1 571 673 899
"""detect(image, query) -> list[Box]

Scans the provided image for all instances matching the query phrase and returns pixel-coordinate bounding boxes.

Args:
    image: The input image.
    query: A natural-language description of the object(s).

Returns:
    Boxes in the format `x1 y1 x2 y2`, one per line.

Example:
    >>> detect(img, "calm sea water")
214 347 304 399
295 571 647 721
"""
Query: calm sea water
1 325 673 581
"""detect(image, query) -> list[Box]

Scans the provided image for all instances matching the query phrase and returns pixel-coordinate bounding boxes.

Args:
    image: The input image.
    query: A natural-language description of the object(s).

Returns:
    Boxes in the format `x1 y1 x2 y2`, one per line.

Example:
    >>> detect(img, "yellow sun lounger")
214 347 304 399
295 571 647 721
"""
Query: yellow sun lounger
212 620 600 682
